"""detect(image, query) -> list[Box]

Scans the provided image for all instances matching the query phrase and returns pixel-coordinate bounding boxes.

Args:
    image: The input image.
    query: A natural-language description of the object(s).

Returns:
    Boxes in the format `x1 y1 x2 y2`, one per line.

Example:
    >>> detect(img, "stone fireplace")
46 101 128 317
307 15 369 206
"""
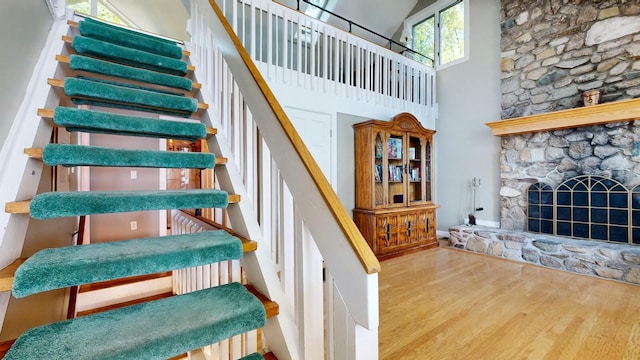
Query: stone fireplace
447 1 640 285
497 0 640 232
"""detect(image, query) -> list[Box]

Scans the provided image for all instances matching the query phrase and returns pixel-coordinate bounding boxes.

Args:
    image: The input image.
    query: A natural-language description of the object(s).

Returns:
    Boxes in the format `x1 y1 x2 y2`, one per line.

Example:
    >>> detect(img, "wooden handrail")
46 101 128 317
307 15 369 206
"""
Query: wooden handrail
486 97 640 136
207 0 380 274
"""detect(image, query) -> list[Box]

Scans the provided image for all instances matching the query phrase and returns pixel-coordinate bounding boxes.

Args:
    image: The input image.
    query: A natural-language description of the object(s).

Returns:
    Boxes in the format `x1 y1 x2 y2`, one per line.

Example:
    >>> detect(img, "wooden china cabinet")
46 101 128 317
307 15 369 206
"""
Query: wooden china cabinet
352 112 438 260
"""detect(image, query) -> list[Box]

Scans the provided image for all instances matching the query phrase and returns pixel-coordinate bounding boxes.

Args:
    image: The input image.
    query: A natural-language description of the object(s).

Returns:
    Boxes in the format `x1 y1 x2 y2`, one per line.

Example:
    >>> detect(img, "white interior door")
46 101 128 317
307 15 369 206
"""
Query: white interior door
286 108 334 186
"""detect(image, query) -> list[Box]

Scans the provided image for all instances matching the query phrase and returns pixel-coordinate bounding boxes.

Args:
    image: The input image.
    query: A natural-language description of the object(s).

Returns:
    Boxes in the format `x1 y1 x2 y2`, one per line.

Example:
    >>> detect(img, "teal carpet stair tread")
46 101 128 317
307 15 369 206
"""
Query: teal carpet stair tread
239 353 266 360
78 18 183 59
43 144 216 169
4 283 267 360
53 107 207 141
30 189 229 219
69 54 192 91
64 77 197 116
12 230 243 298
72 35 188 76
82 16 178 46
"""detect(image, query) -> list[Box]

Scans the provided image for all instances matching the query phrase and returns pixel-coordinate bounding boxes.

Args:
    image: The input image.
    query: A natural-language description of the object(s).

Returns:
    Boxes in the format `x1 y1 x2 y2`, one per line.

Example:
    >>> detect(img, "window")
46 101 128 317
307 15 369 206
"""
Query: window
304 0 329 19
66 0 127 25
402 0 468 69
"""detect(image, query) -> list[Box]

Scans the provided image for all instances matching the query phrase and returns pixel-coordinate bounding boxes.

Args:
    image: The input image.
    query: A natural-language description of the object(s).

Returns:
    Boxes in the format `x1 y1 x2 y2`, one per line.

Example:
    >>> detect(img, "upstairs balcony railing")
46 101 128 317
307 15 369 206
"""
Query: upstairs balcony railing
216 0 437 121
297 0 432 63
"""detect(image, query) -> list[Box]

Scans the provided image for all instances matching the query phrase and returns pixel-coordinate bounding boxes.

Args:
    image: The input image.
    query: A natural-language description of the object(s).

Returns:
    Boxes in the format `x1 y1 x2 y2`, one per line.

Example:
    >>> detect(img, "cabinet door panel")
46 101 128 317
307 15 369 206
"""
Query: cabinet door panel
376 214 399 254
416 210 429 243
426 210 436 240
398 212 419 246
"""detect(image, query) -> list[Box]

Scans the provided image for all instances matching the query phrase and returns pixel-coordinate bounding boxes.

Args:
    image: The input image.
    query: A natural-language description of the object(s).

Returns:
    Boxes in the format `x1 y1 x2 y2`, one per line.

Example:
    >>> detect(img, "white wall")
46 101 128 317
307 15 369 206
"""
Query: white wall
336 113 369 214
0 0 52 148
435 0 501 229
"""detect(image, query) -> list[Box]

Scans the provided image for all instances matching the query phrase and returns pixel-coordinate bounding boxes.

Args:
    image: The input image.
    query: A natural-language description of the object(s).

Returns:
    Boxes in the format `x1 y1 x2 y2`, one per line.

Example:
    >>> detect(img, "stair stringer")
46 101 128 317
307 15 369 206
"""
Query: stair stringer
194 99 300 360
0 15 72 331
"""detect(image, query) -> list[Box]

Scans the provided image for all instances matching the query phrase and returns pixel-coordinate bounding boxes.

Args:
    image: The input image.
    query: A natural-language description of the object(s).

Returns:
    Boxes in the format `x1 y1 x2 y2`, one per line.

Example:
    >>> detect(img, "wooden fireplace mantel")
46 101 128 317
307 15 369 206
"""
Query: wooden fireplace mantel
485 97 640 136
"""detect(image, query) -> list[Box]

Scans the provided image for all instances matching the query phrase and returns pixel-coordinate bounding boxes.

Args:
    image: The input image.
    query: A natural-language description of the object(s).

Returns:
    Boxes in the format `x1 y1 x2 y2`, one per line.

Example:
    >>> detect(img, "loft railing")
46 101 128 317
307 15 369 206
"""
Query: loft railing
185 0 381 358
296 0 432 62
216 0 436 121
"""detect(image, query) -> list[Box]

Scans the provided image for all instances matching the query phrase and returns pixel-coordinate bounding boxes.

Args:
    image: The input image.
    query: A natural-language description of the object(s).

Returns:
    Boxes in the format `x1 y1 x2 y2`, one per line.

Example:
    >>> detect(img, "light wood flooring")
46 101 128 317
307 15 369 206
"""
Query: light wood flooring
379 247 640 359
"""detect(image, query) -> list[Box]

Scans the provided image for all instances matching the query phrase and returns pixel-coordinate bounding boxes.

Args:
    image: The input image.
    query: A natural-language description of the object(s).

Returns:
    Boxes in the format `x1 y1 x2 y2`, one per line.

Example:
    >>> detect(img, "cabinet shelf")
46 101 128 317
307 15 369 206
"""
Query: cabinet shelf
353 112 438 260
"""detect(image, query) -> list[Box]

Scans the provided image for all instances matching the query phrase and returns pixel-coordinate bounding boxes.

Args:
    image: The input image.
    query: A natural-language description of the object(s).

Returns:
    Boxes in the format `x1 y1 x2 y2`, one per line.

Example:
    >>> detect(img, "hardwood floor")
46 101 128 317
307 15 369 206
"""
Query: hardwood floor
379 247 640 359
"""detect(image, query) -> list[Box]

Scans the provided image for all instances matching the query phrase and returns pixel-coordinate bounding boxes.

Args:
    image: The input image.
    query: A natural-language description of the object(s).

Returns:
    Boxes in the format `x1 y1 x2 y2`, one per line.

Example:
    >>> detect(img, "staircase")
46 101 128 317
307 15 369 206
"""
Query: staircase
2 15 275 359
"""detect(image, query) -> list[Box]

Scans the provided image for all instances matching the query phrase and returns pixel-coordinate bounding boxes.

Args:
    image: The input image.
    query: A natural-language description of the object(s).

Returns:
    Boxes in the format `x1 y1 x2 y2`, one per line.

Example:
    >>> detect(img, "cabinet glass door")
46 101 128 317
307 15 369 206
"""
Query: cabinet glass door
374 131 384 207
387 132 405 207
407 135 424 203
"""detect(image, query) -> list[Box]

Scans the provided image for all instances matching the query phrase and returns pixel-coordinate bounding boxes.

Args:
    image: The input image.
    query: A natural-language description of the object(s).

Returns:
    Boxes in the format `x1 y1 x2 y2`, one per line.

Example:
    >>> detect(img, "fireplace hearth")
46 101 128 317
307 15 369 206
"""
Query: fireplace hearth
448 225 640 286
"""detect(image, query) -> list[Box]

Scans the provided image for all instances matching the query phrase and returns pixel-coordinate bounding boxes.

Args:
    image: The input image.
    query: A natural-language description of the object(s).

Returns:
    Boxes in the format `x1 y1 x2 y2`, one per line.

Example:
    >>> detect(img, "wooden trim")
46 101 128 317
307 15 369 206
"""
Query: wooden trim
0 340 15 358
47 78 64 88
24 148 43 159
227 194 241 204
486 97 640 136
245 285 279 318
79 272 172 293
0 259 25 292
38 108 55 119
76 292 174 317
5 201 30 214
178 210 258 252
215 157 227 165
208 0 381 274
206 127 218 135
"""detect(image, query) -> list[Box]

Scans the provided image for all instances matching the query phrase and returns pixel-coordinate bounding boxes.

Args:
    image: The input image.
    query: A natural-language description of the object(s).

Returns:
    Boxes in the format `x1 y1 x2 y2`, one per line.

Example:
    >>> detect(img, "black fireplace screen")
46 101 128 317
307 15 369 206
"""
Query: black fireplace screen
528 175 640 244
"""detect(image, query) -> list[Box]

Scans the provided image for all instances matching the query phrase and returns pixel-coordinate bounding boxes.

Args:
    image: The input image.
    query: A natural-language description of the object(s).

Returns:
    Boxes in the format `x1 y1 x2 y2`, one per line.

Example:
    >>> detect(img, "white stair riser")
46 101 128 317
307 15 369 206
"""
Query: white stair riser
76 277 172 312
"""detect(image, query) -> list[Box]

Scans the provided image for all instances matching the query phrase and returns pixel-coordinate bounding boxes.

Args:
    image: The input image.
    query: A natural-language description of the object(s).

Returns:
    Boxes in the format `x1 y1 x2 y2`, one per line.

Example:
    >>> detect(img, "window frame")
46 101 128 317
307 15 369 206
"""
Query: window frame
401 0 469 70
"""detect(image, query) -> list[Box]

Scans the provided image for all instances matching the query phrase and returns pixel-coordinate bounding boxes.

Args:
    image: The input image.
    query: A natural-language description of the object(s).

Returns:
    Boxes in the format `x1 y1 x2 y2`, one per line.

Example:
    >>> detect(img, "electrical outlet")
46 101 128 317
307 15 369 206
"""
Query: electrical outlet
130 221 137 231
130 170 137 180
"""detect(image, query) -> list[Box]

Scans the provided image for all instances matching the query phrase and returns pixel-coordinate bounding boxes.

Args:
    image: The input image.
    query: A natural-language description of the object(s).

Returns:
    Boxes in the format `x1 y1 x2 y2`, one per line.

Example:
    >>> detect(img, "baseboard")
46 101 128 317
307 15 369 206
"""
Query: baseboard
461 217 500 228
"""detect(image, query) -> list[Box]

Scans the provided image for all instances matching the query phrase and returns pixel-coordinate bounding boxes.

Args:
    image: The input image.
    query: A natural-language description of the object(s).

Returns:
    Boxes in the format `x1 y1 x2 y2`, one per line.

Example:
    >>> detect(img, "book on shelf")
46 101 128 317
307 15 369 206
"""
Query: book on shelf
375 164 383 182
387 137 403 159
388 164 403 182
410 167 420 181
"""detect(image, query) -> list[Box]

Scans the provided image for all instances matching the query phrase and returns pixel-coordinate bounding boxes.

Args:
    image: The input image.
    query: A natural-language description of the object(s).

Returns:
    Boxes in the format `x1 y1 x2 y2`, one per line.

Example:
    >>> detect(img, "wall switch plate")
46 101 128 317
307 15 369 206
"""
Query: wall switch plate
130 170 137 180
130 221 137 230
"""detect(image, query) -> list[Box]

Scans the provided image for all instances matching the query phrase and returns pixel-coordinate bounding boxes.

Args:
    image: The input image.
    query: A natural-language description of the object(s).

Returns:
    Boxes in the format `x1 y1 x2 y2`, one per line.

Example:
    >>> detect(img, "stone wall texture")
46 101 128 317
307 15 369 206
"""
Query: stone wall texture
499 0 640 230
500 122 640 230
449 225 640 286
501 0 640 119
